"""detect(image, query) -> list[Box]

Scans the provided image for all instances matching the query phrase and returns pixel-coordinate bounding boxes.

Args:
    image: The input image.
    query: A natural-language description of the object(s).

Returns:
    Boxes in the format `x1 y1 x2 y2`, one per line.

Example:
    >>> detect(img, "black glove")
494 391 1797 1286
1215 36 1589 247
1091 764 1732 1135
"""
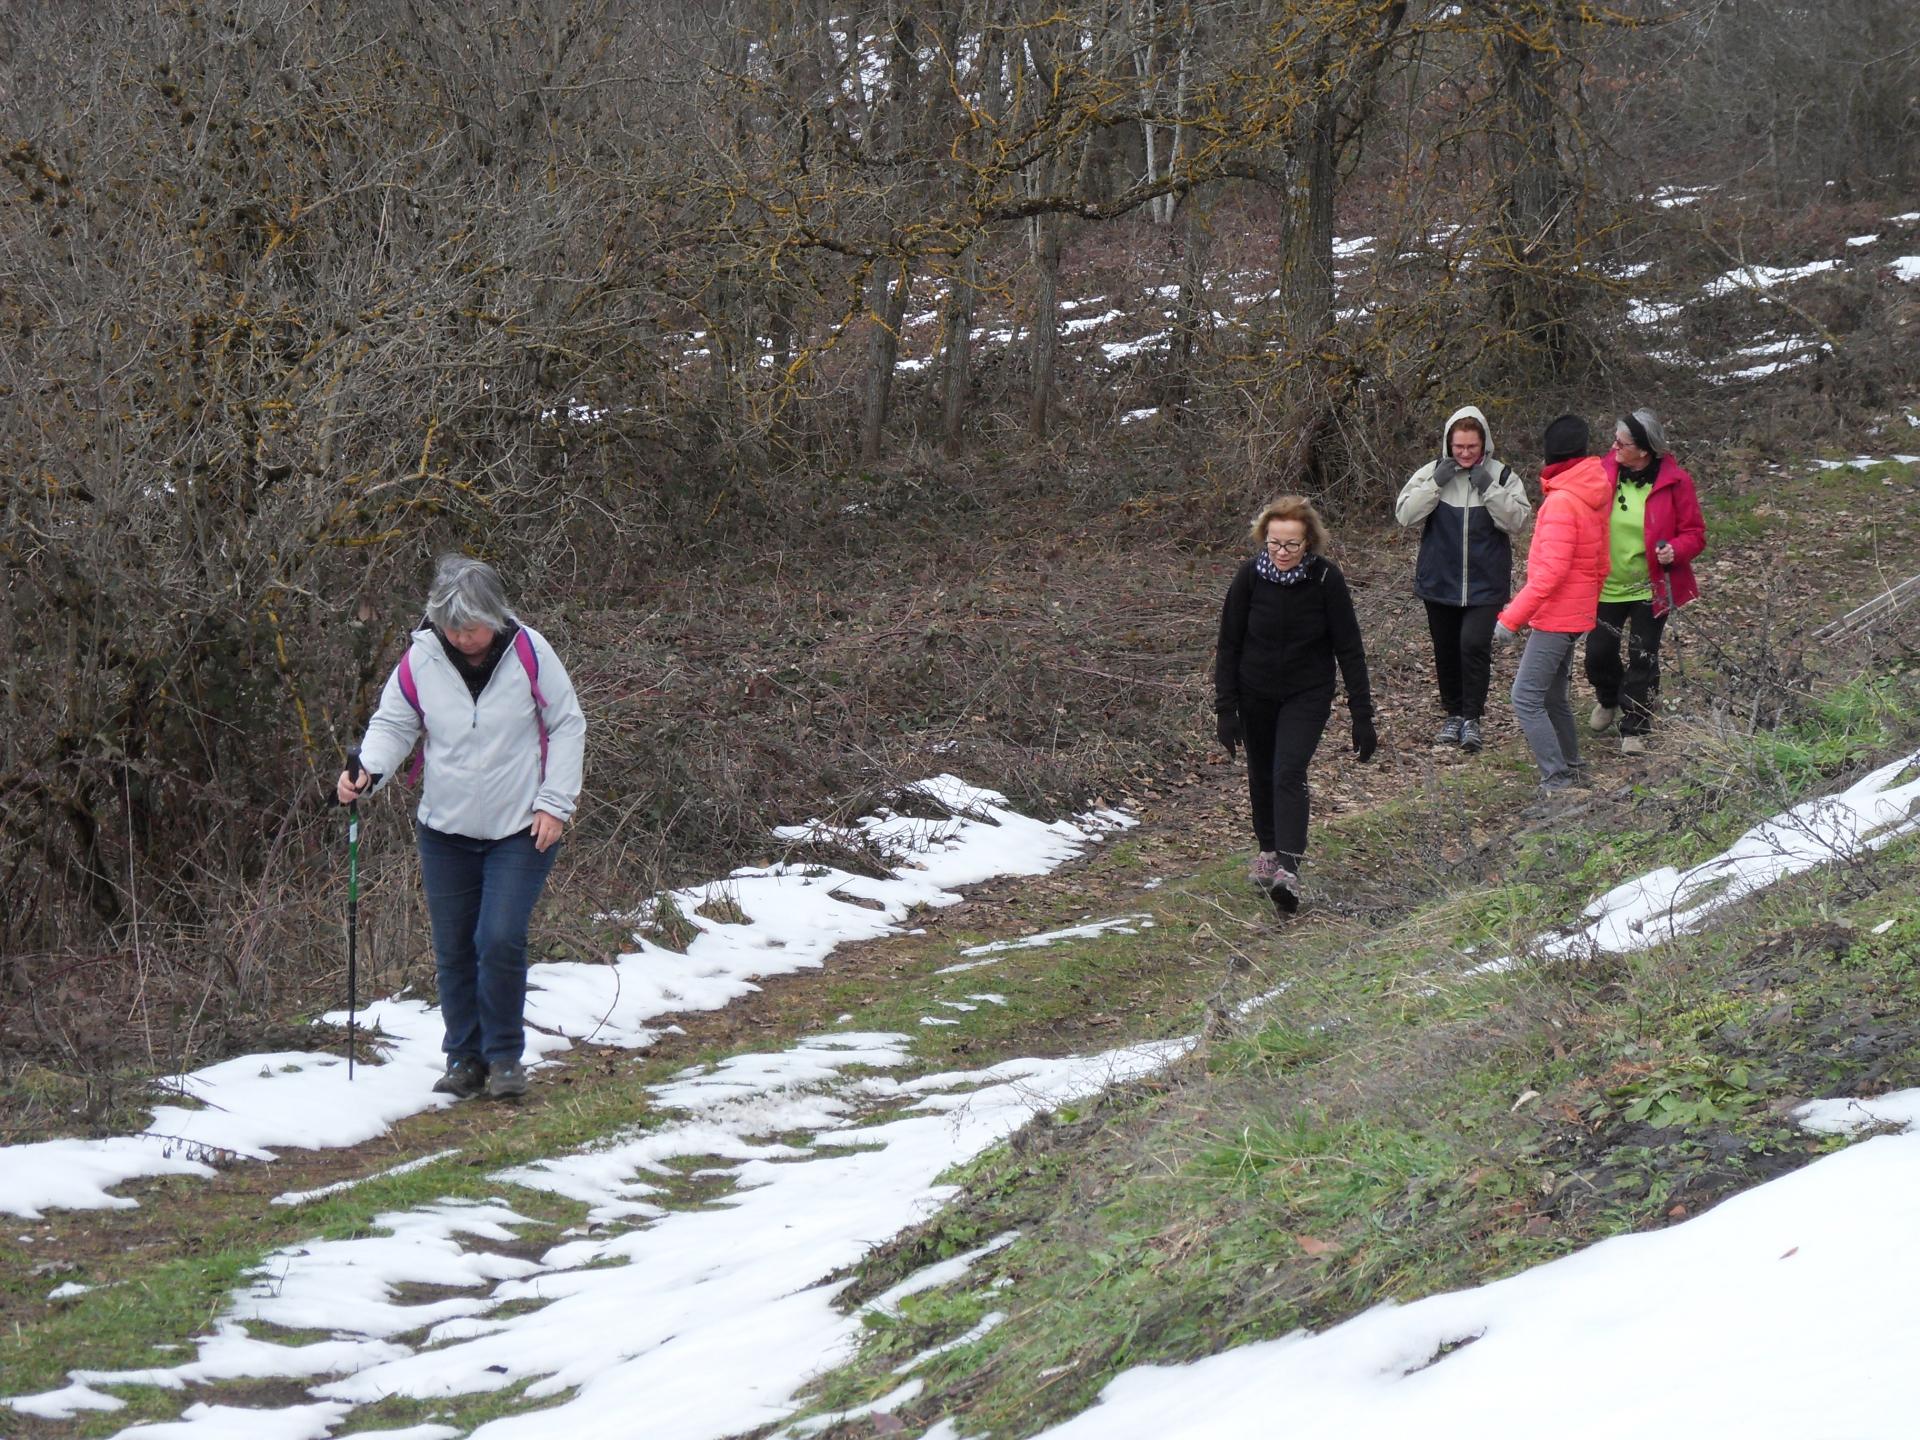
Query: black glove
1432 457 1461 487
1351 713 1377 763
1469 463 1493 496
1216 710 1242 758
334 750 372 808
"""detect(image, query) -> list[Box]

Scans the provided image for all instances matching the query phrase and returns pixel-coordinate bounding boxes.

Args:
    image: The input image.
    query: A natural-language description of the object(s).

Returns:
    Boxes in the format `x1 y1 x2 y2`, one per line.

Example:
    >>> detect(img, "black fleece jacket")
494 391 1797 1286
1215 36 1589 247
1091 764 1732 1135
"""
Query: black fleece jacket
1213 554 1374 718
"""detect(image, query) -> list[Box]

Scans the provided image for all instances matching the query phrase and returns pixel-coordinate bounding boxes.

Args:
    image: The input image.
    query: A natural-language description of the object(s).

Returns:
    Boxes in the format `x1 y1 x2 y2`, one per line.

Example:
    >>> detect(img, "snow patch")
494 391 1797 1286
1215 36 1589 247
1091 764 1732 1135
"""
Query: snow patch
1700 259 1842 297
0 779 1133 1221
960 914 1156 957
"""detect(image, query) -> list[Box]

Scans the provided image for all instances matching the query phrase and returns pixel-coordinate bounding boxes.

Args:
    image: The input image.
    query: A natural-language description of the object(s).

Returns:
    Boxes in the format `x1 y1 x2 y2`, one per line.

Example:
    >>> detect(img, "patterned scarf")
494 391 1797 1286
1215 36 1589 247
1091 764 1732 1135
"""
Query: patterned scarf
1256 551 1312 585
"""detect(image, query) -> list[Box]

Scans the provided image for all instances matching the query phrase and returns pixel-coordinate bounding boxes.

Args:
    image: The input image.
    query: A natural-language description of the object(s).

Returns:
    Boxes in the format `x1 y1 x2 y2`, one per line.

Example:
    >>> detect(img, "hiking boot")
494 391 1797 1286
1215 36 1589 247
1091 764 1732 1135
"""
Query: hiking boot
1621 734 1650 756
1435 715 1465 746
486 1060 529 1101
432 1055 487 1099
1588 702 1619 733
1248 851 1281 888
1266 866 1300 915
1458 718 1484 754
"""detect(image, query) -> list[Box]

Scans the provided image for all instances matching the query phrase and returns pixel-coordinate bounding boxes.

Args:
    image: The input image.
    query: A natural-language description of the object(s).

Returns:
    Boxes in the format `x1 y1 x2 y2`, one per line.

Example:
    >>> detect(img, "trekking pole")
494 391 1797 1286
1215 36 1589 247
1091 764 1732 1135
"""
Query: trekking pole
1661 563 1685 683
344 750 364 1081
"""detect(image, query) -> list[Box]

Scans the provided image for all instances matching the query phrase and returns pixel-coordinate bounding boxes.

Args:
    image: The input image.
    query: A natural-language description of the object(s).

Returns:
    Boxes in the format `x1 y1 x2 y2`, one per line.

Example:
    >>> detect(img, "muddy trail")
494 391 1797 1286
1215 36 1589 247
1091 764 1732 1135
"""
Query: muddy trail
4 451 1919 1438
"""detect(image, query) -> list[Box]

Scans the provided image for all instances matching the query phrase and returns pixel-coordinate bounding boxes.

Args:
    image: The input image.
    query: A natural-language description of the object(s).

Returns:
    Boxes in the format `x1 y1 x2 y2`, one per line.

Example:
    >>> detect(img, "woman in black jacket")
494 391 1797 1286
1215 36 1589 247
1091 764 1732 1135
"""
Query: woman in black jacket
1214 496 1377 914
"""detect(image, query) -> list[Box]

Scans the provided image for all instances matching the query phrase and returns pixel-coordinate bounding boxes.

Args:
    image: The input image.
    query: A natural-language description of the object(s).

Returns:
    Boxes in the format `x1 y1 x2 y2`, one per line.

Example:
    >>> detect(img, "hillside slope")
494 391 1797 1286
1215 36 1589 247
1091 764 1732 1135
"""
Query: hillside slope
4 449 1920 1439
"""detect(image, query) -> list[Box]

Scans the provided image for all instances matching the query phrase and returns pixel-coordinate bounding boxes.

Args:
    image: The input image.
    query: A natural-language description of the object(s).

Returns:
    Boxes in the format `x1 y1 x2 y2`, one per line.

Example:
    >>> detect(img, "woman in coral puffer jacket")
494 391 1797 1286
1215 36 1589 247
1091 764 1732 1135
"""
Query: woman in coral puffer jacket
1496 414 1613 796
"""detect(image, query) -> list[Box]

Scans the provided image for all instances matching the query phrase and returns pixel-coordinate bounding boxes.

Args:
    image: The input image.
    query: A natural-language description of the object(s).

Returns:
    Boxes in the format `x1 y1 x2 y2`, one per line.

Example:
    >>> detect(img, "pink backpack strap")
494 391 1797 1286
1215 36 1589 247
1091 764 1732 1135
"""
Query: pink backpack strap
391 632 548 787
512 629 551 781
396 650 427 785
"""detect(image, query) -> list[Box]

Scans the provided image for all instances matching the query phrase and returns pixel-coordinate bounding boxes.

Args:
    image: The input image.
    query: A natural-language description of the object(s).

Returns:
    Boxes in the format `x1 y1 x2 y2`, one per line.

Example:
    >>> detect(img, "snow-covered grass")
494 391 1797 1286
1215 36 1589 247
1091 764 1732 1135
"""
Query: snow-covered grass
13 714 1920 1438
0 778 1133 1222
10 1029 1188 1435
780 698 1920 1438
1024 1118 1920 1439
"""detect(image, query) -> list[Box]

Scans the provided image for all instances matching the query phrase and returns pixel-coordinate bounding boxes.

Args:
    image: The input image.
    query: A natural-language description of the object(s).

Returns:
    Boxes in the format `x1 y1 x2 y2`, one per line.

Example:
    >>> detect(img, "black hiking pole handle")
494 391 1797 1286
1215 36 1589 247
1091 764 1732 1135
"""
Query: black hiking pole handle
1660 562 1685 683
343 750 363 1082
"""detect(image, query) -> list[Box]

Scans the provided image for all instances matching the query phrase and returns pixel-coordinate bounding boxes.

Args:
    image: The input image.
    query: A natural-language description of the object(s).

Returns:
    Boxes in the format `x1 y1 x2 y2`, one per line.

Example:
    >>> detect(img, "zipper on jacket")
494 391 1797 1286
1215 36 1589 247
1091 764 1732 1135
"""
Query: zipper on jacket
1460 472 1472 606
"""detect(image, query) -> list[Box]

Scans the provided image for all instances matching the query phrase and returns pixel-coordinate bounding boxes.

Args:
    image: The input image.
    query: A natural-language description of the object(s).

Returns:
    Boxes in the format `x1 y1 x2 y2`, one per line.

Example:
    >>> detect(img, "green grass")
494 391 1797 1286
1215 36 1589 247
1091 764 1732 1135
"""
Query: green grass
11 657 1920 1438
0 815 1209 1423
773 674 1920 1438
1698 489 1783 545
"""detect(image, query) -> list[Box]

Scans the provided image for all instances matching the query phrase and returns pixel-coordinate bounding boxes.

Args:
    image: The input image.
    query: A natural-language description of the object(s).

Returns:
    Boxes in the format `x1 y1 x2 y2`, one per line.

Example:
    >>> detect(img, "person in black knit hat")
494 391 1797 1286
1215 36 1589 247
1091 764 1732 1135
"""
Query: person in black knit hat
1495 415 1612 801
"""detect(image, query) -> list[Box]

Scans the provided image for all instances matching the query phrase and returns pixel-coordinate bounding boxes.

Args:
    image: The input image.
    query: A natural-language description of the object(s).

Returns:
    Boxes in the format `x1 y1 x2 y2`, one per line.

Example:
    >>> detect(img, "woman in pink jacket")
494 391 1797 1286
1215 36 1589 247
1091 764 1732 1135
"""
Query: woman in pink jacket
1496 415 1613 797
1585 408 1707 755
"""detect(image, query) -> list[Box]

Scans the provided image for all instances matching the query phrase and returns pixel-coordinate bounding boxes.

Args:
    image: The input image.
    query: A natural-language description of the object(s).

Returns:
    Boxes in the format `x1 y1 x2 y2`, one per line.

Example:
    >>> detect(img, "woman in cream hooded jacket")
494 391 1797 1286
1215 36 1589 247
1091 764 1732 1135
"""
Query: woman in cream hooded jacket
1395 404 1532 750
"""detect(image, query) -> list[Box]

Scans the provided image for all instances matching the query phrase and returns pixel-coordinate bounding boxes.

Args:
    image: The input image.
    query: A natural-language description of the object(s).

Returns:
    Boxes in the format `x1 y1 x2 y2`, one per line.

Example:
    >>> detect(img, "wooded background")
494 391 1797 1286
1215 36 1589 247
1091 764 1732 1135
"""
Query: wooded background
3 0 1915 1095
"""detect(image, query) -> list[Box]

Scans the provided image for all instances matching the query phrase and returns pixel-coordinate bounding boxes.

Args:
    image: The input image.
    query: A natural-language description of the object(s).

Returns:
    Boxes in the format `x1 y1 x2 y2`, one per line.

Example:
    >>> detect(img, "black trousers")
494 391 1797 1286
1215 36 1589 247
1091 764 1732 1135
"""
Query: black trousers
1240 684 1335 871
1585 599 1668 737
1424 600 1501 721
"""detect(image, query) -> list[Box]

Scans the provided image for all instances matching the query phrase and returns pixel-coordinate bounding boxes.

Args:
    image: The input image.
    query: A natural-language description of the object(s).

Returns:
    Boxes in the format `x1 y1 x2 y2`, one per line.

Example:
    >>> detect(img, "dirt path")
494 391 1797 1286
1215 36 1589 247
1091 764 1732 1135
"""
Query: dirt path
7 452 1917 1395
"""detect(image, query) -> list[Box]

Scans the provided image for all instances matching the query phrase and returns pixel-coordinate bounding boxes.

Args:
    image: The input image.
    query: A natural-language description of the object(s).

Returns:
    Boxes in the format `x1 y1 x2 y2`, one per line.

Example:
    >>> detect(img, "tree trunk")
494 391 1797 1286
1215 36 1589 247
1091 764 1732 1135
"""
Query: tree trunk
1027 212 1063 439
1284 101 1338 353
1168 195 1212 418
858 263 913 462
853 1 917 461
1490 21 1574 376
941 244 978 451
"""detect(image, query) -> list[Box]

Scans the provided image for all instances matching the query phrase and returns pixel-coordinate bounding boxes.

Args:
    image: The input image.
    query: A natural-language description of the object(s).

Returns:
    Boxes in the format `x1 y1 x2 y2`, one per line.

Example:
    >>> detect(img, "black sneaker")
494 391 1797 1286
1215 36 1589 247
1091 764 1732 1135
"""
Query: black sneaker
432 1056 487 1099
486 1060 529 1100
1266 866 1300 915
1459 718 1484 754
1435 715 1465 746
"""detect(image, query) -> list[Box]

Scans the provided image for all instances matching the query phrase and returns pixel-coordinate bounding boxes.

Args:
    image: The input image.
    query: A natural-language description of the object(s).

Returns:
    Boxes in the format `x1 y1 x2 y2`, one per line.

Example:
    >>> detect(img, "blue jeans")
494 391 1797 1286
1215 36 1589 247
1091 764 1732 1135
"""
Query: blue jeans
1511 631 1582 787
417 823 557 1068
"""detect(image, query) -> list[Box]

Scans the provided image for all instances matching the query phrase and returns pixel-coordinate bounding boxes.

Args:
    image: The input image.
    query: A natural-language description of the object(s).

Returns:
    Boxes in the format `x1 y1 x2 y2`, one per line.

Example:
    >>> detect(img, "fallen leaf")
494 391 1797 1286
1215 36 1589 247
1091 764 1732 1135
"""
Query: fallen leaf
1296 1234 1342 1257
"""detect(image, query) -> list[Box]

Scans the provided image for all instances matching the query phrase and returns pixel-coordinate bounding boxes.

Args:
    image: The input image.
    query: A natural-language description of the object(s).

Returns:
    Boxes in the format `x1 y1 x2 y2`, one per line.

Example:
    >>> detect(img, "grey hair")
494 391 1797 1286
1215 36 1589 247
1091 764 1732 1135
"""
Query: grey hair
424 554 514 632
1616 407 1670 456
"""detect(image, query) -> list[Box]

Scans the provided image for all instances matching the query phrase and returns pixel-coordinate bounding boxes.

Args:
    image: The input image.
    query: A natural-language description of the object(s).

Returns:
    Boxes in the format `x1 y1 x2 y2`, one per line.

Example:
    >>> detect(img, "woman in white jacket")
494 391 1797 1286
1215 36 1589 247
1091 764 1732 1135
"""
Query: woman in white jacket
335 555 587 1101
1394 404 1532 754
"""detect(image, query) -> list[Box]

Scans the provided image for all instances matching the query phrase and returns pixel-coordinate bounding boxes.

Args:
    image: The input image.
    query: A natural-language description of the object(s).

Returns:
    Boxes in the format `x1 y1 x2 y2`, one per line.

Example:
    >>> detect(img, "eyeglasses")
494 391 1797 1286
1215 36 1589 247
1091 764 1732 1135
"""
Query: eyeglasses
1265 538 1307 554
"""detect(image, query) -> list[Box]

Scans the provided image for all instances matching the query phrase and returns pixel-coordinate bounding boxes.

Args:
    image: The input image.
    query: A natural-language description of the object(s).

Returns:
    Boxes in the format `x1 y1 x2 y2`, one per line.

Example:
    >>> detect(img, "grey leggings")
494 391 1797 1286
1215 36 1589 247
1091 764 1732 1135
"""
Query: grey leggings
1511 630 1582 787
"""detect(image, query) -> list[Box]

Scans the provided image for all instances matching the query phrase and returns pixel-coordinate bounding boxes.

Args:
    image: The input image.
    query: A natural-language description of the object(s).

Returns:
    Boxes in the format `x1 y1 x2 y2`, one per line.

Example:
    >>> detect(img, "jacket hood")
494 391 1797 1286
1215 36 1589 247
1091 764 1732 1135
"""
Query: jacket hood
1442 404 1493 456
1542 455 1612 510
